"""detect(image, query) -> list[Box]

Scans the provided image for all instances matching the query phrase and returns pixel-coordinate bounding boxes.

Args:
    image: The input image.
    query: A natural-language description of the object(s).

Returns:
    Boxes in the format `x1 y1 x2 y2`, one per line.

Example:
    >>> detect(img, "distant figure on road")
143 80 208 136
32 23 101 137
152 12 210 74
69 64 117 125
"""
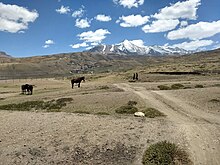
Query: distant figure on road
135 73 138 80
133 73 136 80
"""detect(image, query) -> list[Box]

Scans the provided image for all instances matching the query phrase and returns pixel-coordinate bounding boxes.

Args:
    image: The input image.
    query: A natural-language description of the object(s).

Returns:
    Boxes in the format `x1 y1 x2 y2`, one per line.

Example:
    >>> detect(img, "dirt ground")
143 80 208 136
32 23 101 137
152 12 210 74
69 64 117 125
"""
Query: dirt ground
0 74 220 165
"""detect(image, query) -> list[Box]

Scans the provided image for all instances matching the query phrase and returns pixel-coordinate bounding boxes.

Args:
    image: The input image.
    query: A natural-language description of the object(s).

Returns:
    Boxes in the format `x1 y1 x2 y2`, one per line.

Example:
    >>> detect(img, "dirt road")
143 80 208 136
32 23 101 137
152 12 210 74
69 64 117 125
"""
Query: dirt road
115 83 220 165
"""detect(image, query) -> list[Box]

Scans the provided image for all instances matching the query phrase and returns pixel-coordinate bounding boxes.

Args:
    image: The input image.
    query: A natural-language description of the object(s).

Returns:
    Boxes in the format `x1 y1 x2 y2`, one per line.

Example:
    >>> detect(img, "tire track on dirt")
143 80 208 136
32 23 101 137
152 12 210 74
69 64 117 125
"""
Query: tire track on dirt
115 83 220 165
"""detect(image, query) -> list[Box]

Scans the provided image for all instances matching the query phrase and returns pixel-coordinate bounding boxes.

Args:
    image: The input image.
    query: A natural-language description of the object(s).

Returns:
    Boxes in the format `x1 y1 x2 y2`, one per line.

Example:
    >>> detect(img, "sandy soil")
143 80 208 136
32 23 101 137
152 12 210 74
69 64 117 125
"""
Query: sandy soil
0 78 220 165
115 83 220 165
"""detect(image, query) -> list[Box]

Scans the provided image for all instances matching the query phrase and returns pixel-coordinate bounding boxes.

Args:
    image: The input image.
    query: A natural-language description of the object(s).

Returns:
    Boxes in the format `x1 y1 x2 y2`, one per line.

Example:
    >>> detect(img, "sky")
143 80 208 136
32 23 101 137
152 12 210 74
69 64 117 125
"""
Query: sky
0 0 220 57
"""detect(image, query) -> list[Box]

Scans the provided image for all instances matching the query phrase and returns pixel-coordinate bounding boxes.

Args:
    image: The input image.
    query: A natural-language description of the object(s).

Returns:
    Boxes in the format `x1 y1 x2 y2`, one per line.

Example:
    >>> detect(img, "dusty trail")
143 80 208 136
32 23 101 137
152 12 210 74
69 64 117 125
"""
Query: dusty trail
115 83 220 165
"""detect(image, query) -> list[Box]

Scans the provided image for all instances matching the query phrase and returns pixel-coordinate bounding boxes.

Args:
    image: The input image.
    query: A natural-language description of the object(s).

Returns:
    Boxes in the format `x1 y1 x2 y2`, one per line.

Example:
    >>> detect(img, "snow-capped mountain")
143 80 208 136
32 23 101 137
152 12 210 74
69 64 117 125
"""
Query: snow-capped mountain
87 40 191 56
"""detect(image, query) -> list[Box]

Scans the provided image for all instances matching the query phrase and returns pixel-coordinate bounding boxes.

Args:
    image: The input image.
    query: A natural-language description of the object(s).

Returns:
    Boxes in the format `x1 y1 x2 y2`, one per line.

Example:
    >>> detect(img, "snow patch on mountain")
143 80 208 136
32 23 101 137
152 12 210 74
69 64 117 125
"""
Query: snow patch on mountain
87 40 192 56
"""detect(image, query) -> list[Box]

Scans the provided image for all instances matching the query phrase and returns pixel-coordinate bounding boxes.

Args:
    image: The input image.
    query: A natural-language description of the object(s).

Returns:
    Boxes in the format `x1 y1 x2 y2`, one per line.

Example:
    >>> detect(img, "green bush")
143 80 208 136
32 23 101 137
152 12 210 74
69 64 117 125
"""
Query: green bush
115 105 138 114
171 84 184 90
0 98 73 112
158 85 170 90
142 141 192 165
143 108 165 118
95 112 110 115
127 100 137 106
195 84 204 88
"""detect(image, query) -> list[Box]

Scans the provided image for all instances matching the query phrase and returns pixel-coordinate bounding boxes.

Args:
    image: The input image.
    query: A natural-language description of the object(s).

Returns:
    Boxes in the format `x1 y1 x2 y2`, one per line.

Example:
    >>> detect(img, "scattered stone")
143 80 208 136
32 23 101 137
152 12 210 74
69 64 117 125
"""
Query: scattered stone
134 112 145 117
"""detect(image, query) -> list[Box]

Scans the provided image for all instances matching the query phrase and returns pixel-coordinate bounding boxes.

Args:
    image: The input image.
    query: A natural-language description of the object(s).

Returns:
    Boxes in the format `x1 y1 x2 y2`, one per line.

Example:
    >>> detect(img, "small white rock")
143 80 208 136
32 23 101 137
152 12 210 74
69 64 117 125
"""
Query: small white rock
134 112 145 117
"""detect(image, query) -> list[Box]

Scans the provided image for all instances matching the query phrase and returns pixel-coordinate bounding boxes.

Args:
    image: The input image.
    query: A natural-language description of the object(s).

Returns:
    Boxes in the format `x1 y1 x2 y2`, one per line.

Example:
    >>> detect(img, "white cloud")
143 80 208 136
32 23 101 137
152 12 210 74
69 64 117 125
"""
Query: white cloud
91 42 99 46
45 40 54 45
85 46 93 50
167 20 220 40
113 0 144 8
43 45 50 48
75 18 90 28
180 21 188 27
70 42 88 49
43 40 54 48
72 6 85 18
56 5 70 14
117 15 149 27
77 29 111 43
129 39 145 47
95 14 112 22
0 2 39 33
153 0 201 20
142 19 179 33
172 40 214 50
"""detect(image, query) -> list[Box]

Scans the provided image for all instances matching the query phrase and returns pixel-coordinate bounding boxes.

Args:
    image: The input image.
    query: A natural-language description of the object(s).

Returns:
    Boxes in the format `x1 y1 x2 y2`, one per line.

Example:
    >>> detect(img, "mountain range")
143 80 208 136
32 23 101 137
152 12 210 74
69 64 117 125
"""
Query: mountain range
87 40 192 56
0 51 12 58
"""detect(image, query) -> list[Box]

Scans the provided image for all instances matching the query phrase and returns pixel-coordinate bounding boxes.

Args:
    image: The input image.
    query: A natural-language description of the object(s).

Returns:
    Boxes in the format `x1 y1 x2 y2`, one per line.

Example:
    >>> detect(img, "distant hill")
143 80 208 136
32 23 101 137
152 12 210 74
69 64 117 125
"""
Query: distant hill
0 48 219 79
0 51 12 58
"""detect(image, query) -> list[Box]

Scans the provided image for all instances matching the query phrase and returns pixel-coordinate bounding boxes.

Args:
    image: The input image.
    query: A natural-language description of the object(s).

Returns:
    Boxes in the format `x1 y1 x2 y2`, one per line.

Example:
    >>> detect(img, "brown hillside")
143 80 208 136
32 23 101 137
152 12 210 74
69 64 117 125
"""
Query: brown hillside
0 49 219 79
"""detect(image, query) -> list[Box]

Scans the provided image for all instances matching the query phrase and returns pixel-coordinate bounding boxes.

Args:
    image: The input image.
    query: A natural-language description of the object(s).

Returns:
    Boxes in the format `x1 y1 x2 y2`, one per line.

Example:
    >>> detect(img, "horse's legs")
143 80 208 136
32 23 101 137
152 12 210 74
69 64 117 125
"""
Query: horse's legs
72 82 74 88
78 82 80 88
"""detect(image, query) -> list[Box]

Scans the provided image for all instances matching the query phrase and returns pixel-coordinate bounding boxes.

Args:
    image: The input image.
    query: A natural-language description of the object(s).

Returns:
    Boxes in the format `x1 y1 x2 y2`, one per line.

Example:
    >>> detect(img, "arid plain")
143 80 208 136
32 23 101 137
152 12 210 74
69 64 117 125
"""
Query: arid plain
0 71 220 165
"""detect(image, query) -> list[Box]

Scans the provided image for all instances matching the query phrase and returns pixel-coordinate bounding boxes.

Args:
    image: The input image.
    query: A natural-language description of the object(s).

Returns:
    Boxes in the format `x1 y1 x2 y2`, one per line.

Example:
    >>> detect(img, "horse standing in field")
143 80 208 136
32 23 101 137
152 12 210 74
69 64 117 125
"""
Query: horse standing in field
71 76 85 88
21 84 34 95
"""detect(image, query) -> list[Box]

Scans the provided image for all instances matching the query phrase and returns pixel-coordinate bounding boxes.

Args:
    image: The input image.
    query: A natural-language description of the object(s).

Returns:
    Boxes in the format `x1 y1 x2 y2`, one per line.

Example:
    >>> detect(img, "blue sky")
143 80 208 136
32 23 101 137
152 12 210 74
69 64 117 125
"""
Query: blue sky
0 0 220 57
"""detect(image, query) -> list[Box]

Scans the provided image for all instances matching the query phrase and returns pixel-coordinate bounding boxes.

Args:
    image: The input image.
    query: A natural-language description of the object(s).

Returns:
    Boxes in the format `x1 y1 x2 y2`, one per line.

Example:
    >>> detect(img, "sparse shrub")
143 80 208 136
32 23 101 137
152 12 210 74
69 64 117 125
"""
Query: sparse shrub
73 110 90 114
142 141 192 165
99 85 110 90
127 100 137 106
158 85 170 90
0 97 73 112
209 99 220 103
171 83 184 90
195 84 204 88
212 84 220 87
56 98 73 103
115 105 138 114
0 101 44 111
143 108 165 118
95 112 110 115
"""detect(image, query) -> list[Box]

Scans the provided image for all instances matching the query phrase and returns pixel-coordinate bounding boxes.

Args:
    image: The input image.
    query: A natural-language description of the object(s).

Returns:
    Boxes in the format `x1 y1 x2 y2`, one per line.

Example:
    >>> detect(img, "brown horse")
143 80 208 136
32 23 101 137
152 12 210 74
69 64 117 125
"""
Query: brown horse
71 76 85 88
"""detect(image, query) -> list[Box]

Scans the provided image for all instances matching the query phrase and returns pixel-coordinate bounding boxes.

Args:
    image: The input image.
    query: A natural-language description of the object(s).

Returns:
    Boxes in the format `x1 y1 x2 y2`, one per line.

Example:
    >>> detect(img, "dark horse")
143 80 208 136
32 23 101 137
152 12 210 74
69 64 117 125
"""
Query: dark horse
71 76 85 88
21 84 34 95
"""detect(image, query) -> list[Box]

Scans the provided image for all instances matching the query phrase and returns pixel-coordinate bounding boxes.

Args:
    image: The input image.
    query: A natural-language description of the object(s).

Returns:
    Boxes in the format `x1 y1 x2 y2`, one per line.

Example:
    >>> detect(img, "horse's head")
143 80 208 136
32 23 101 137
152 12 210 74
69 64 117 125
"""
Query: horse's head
81 76 85 82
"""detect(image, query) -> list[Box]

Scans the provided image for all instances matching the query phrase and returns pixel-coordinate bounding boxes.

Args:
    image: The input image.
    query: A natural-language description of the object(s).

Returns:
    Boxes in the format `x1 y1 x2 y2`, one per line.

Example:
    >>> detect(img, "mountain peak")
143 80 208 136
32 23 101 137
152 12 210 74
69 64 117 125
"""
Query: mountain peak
86 40 191 56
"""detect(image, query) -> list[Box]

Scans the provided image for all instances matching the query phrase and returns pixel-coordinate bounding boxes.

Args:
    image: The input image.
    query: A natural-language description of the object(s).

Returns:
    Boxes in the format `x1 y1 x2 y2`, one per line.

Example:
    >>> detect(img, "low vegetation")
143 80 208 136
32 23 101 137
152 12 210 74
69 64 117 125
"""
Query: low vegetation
143 108 165 118
157 85 170 90
127 100 137 106
142 141 192 165
209 99 220 103
115 100 138 114
158 84 186 90
115 105 138 114
0 98 73 112
73 110 90 114
99 85 110 90
95 112 110 115
171 83 185 89
195 84 204 88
